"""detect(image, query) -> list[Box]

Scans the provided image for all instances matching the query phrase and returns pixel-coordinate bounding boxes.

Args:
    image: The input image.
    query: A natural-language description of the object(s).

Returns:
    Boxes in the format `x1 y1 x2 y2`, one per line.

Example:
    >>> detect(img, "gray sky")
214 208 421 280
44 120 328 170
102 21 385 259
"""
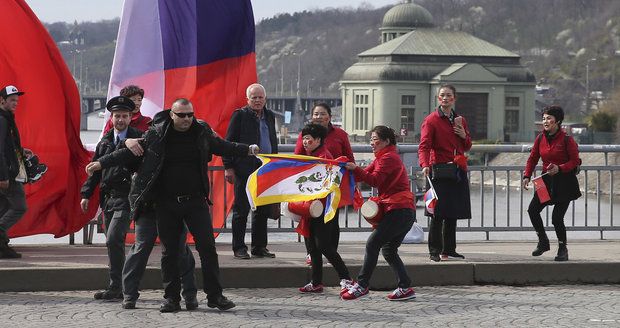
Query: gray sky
25 0 400 23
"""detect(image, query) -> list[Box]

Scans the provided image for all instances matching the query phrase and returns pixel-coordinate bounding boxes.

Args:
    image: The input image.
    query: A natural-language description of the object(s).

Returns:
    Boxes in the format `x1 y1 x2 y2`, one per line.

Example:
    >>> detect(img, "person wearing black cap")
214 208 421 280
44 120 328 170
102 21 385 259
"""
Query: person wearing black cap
80 95 143 300
0 85 29 258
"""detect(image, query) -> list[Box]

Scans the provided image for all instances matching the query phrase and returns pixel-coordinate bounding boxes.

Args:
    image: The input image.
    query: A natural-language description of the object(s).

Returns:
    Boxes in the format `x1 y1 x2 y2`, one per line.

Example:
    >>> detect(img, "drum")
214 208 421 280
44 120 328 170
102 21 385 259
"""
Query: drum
282 200 324 222
361 199 383 226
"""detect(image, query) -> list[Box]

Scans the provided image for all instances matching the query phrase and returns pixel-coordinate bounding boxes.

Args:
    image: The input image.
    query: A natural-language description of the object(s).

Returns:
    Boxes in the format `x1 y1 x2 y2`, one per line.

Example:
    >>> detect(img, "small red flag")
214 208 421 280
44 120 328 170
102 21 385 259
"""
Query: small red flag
532 177 551 203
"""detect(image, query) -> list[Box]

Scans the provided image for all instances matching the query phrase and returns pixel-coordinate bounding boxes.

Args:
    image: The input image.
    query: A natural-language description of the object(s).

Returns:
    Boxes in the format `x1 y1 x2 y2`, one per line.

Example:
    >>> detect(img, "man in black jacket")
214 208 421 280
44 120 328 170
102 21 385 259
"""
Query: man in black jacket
0 85 28 259
80 96 142 300
86 98 259 313
223 83 278 260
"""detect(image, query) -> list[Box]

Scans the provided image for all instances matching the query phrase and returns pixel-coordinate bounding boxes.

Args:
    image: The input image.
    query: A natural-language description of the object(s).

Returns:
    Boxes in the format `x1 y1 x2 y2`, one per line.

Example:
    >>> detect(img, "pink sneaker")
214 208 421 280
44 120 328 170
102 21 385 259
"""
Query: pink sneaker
339 279 354 296
299 282 324 293
387 287 416 301
305 254 312 266
341 283 368 300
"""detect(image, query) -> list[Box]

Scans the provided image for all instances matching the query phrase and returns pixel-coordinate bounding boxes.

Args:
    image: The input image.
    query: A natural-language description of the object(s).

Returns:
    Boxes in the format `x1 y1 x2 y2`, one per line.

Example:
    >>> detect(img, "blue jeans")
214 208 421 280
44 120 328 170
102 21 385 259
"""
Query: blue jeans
122 209 197 302
357 208 414 289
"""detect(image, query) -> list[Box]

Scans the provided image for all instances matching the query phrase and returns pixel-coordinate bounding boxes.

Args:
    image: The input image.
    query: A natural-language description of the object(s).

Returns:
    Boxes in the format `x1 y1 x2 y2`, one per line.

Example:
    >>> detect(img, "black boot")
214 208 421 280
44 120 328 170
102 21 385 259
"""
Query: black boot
554 243 568 261
531 235 550 256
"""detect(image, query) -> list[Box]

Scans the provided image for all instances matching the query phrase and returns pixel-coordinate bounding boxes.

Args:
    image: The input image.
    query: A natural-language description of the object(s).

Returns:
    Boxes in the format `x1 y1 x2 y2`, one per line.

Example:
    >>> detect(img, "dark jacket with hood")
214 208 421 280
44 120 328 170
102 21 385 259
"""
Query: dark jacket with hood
0 109 24 181
97 109 250 217
80 126 143 211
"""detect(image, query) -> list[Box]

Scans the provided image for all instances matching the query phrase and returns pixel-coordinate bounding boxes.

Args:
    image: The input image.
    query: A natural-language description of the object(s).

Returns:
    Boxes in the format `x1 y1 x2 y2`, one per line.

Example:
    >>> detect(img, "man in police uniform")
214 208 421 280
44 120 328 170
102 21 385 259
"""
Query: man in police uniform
80 96 142 300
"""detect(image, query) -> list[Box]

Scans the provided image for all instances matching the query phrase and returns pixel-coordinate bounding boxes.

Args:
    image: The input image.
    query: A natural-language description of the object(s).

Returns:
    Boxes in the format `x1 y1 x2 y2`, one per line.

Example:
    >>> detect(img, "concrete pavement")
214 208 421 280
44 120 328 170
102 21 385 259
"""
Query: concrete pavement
1 240 620 292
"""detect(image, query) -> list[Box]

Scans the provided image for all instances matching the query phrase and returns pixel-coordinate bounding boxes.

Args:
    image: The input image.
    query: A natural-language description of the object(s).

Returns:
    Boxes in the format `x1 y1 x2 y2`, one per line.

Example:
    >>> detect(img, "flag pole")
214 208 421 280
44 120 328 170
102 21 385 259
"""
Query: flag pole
532 172 549 180
426 175 439 200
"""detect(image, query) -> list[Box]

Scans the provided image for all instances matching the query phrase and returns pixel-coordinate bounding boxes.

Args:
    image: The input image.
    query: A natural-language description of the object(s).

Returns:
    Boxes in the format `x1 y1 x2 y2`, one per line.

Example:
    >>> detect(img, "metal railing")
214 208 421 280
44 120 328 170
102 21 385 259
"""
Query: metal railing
76 144 620 244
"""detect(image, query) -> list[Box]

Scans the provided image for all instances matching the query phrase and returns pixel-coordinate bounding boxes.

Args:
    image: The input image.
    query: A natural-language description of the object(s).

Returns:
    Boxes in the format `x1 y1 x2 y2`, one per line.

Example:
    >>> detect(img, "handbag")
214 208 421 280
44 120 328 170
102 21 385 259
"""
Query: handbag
402 222 424 244
431 163 457 181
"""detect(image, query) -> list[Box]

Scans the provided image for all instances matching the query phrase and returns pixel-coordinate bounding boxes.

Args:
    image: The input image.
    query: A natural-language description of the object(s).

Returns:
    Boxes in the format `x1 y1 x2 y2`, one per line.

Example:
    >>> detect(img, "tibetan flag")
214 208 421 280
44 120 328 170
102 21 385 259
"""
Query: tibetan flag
424 189 437 215
532 176 551 203
0 0 98 237
246 154 355 223
109 0 257 234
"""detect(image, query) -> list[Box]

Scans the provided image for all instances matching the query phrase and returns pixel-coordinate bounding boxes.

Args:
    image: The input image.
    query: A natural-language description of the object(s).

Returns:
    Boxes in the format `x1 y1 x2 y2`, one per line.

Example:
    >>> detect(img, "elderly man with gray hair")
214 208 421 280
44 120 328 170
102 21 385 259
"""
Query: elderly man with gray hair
223 83 279 260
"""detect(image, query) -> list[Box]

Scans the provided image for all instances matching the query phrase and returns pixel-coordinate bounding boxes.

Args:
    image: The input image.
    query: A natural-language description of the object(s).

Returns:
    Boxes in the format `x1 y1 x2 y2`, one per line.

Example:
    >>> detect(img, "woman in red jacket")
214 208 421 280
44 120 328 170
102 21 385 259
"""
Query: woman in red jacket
418 84 472 262
342 126 416 301
522 105 581 261
296 123 352 295
295 102 354 263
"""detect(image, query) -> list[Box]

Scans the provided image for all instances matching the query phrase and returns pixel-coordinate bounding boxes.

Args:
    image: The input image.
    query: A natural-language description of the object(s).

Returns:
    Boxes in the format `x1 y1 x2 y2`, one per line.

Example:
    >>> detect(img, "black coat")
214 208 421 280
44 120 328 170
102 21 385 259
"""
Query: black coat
80 126 142 210
222 106 278 176
98 110 250 217
0 110 23 181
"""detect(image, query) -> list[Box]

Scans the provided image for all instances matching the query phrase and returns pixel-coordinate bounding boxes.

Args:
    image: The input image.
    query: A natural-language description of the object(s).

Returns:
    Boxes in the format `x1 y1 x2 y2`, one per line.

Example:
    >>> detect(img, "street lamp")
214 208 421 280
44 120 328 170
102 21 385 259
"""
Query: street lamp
612 50 620 91
585 57 596 108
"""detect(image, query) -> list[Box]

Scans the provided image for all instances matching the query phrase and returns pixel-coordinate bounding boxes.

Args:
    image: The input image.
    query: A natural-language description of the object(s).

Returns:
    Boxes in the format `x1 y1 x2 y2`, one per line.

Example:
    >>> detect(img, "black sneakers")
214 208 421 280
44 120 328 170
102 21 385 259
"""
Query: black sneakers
440 252 465 261
93 289 123 300
25 155 47 183
0 244 21 258
207 295 236 311
251 248 276 258
184 294 199 311
160 298 182 313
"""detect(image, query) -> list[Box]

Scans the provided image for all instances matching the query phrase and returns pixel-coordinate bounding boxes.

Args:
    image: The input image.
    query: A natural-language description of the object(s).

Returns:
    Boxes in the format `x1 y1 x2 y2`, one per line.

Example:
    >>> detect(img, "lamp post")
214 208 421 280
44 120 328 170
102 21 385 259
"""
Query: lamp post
612 50 620 91
585 57 596 110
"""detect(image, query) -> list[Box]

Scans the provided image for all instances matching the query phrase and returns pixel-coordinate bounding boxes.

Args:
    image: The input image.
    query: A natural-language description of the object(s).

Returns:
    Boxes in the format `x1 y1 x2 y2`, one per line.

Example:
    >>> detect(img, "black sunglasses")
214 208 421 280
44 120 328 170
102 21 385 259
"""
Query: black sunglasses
172 111 194 118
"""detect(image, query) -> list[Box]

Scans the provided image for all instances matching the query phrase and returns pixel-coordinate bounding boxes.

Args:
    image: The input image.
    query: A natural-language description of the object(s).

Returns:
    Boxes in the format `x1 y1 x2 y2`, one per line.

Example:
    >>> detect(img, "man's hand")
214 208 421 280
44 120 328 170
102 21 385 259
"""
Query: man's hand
0 180 8 190
522 177 530 190
23 148 33 158
125 138 144 156
422 167 430 176
85 162 102 176
224 168 235 184
249 144 260 155
80 199 89 213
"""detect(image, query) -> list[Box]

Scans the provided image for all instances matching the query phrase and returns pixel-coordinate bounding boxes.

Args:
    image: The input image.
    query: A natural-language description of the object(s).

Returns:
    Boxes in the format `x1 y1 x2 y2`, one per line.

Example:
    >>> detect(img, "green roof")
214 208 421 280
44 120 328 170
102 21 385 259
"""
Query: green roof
360 28 519 58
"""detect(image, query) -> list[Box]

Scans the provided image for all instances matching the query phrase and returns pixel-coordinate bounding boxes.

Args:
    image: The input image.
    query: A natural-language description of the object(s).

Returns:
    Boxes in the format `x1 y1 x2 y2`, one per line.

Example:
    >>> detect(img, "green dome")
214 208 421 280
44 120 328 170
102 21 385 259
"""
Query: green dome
381 1 434 29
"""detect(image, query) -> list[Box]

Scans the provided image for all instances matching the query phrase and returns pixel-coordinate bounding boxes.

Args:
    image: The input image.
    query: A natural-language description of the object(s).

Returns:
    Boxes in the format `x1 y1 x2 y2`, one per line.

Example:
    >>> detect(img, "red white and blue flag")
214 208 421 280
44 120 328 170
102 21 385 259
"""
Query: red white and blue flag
109 0 257 233
424 176 438 214
246 154 356 223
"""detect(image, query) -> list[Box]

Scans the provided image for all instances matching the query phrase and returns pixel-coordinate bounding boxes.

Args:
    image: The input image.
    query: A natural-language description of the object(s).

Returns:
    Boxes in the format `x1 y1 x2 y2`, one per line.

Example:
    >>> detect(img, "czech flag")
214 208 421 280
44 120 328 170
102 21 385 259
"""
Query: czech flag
532 175 551 203
424 188 437 215
0 0 98 237
246 154 356 223
108 0 257 234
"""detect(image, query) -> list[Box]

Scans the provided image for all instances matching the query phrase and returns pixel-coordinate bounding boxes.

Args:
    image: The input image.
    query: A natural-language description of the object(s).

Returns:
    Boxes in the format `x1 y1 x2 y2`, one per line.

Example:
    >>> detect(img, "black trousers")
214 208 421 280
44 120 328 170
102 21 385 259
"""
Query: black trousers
304 216 350 285
156 198 222 303
231 172 268 253
428 216 457 256
528 196 569 244
357 208 414 289
306 208 340 256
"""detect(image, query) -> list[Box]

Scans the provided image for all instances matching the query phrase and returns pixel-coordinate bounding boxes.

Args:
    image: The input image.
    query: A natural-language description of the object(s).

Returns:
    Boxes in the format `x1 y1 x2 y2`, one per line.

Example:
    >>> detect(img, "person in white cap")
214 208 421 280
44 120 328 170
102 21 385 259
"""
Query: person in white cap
0 85 29 259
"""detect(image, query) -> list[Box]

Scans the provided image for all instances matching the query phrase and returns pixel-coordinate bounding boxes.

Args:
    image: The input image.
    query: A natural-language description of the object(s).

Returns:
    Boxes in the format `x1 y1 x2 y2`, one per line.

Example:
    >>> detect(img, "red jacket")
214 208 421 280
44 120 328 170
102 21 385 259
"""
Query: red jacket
294 124 354 161
103 112 153 134
353 145 414 211
418 109 472 168
524 130 580 178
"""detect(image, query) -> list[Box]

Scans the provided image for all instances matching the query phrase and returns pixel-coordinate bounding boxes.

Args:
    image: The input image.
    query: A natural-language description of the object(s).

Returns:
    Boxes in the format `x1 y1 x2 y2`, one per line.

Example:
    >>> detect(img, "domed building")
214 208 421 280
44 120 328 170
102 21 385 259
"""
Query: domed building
340 0 536 142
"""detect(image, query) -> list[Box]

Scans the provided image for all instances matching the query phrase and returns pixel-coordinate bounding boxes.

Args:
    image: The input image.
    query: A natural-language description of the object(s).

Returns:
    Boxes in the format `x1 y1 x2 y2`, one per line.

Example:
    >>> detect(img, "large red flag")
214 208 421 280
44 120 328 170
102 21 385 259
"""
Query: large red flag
108 0 257 236
0 0 98 237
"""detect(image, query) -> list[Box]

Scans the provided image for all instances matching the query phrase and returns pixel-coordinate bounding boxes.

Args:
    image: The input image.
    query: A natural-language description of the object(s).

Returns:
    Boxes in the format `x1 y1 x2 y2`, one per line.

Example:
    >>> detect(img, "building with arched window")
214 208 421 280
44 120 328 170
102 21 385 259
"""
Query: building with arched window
340 1 536 142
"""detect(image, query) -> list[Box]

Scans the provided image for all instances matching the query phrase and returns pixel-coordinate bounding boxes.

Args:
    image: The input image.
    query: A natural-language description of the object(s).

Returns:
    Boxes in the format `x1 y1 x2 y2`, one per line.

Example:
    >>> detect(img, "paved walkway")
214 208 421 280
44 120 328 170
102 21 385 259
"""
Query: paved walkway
1 240 620 292
1 285 620 327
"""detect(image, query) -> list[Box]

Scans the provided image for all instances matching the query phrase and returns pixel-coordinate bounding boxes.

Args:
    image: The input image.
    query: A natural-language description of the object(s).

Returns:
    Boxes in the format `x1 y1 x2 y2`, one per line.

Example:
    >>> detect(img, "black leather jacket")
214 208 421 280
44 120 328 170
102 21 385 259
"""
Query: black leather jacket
98 109 250 217
0 110 23 181
80 126 142 210
222 106 278 176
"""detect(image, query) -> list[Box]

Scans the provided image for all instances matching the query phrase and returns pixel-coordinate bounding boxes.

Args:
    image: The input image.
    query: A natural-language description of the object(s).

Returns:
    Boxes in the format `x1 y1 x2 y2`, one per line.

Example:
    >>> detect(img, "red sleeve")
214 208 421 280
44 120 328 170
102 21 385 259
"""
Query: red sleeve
341 131 355 162
418 116 433 168
559 136 580 173
524 135 541 178
294 132 304 155
354 154 398 188
102 118 113 134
